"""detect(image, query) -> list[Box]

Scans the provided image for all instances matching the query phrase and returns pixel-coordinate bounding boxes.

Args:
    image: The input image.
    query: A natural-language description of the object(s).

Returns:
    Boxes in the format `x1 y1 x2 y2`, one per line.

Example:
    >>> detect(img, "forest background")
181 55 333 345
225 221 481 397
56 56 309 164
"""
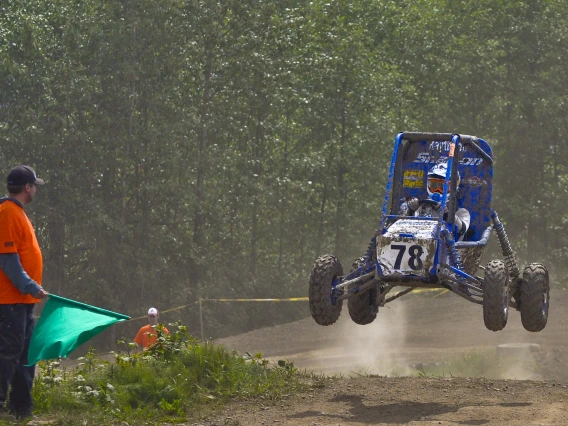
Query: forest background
1 0 566 349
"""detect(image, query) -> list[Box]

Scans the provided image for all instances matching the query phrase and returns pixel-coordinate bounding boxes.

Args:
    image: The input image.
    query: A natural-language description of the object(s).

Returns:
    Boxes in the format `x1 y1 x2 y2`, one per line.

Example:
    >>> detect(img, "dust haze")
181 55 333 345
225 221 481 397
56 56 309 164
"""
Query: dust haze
315 300 414 377
217 289 568 381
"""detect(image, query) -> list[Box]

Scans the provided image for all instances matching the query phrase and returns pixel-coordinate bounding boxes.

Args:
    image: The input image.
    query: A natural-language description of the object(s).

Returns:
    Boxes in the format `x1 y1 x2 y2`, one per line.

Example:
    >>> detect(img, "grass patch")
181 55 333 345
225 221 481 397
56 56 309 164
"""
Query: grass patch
31 322 306 425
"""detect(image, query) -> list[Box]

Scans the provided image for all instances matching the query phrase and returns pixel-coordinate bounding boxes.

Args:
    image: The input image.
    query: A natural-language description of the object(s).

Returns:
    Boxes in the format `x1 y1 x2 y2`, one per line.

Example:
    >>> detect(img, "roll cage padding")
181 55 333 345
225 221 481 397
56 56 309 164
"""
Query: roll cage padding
401 132 454 142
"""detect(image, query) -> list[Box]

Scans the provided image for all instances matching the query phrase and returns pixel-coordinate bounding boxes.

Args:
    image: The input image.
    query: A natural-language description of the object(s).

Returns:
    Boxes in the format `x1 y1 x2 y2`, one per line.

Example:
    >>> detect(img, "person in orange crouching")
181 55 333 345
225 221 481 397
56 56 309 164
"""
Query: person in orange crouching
134 307 170 350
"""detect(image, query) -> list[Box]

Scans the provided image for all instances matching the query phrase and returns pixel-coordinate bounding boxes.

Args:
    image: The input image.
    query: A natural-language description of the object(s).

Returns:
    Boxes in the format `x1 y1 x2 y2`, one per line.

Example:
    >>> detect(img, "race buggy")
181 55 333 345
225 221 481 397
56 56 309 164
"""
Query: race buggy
309 132 550 332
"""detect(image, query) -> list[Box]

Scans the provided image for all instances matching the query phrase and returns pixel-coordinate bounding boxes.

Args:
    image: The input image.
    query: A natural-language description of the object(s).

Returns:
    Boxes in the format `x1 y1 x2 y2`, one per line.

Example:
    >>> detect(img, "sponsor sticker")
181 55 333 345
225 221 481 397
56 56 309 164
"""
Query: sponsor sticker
429 141 466 152
413 153 484 166
463 176 487 187
403 170 424 188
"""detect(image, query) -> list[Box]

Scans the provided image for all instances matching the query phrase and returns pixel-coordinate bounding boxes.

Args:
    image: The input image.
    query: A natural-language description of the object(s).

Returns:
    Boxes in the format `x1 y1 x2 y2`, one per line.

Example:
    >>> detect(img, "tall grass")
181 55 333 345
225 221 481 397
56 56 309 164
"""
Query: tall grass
31 323 306 424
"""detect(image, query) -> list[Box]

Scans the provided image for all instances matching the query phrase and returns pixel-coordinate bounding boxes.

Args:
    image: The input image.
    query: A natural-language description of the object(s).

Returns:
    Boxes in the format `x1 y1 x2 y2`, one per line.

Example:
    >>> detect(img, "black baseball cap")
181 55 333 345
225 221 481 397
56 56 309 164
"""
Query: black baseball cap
7 165 45 186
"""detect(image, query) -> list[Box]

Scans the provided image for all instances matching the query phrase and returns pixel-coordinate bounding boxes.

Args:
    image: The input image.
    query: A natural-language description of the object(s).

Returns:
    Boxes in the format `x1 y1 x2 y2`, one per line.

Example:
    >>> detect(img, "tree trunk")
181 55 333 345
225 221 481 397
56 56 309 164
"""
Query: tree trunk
277 111 290 279
250 109 264 276
191 38 214 286
334 80 348 257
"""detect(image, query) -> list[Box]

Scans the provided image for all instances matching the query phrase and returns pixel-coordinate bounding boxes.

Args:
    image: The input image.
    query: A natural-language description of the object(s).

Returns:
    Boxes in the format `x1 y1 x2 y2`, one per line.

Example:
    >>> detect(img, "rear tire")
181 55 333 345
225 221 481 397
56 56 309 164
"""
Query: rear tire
348 288 378 325
347 258 378 325
483 260 509 331
309 255 343 325
520 263 549 332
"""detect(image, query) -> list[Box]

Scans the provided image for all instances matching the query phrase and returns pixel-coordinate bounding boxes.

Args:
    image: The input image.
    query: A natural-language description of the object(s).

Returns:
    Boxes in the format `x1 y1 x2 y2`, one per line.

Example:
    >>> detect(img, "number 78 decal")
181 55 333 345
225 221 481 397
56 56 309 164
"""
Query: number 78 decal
379 242 426 273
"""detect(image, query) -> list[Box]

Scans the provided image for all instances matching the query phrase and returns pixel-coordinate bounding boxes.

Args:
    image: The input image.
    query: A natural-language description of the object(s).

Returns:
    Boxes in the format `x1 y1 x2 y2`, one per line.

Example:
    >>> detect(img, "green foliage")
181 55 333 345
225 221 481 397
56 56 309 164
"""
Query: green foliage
32 322 305 423
1 0 568 345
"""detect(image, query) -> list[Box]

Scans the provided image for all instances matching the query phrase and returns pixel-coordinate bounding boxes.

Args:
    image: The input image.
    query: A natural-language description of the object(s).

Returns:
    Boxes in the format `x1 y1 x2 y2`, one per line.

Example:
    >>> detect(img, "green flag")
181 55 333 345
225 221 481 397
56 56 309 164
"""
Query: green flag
28 294 130 365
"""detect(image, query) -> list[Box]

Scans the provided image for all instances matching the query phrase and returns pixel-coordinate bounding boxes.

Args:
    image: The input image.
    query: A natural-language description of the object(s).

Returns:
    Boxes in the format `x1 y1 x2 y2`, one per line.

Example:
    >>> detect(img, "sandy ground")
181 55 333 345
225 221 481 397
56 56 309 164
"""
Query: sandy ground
202 288 568 425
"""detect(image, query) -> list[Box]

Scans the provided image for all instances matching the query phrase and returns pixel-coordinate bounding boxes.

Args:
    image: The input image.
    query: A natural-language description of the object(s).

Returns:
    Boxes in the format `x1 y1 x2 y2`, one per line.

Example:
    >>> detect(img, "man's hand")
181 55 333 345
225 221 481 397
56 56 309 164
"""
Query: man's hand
407 197 419 211
34 288 49 299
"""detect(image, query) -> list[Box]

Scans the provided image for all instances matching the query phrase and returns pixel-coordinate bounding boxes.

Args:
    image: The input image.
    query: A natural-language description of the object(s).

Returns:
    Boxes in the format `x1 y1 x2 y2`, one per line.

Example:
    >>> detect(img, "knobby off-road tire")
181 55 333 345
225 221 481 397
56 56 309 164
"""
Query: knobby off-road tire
348 289 378 325
483 259 509 332
520 263 550 332
347 258 378 325
309 255 343 325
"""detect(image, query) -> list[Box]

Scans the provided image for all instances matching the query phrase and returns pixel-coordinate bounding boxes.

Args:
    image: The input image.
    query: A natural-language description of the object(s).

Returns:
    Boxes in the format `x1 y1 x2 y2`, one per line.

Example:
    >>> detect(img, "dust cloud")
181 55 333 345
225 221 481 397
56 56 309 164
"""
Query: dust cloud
321 303 543 380
217 289 568 381
494 343 542 380
296 300 415 377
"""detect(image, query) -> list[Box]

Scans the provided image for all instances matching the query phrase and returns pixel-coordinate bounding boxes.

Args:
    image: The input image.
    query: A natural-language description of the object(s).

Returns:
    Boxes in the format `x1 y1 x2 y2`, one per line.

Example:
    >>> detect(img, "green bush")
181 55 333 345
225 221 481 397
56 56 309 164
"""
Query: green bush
32 322 303 424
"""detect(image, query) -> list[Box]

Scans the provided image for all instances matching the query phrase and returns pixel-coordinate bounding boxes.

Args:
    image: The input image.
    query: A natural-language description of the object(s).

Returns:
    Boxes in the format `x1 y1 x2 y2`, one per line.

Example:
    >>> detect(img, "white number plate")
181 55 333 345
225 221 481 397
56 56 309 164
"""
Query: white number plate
378 242 428 274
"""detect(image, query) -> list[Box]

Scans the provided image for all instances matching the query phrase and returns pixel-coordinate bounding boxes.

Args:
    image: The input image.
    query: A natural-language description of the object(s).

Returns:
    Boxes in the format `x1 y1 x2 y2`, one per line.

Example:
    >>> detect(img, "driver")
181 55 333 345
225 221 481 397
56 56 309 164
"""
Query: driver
400 161 471 240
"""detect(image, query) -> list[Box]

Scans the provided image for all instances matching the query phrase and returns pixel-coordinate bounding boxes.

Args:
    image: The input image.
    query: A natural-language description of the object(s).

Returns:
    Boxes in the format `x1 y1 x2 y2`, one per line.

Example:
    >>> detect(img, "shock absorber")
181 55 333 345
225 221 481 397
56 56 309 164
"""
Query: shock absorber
364 234 377 263
441 228 463 270
348 234 377 279
491 211 520 280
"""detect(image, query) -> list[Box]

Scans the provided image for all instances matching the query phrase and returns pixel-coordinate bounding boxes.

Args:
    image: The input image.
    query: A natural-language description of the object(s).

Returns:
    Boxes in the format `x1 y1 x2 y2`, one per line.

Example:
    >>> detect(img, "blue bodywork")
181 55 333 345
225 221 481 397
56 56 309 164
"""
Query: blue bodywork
337 132 495 305
379 133 493 242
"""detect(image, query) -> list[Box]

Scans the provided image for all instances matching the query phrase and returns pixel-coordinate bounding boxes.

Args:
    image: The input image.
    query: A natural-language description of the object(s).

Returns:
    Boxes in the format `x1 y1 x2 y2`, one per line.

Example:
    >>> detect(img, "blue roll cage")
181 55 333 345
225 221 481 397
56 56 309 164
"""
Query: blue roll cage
333 132 497 305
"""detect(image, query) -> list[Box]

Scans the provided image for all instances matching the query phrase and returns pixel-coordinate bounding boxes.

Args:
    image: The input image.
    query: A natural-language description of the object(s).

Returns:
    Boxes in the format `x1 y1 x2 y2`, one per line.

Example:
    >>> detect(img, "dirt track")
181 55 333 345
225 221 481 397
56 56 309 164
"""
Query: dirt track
207 288 568 425
200 376 568 425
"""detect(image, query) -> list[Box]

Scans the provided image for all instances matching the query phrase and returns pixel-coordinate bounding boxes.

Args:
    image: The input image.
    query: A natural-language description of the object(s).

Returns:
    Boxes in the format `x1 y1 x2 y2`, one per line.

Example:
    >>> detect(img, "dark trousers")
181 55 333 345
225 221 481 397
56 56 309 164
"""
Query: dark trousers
0 304 35 413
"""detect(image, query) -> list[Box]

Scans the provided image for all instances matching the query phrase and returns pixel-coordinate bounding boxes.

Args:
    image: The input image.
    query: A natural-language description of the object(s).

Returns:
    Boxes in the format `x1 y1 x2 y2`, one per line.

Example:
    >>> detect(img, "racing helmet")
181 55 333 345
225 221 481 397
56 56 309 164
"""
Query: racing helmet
427 161 460 202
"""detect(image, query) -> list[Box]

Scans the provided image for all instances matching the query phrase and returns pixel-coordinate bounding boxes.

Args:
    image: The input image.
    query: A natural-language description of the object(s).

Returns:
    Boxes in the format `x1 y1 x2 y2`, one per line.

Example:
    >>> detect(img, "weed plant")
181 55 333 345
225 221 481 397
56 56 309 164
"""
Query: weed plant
31 322 305 424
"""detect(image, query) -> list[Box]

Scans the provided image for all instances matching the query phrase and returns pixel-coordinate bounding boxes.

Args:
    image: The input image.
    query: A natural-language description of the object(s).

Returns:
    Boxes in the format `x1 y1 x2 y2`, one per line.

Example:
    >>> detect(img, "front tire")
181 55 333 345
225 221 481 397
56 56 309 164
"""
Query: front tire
309 255 343 325
520 263 549 332
483 260 509 331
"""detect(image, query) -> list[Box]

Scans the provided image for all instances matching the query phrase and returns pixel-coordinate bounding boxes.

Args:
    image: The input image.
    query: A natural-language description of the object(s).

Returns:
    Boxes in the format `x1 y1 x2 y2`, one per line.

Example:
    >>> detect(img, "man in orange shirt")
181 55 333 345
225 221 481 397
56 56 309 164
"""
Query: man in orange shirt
134 307 170 350
0 166 49 422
